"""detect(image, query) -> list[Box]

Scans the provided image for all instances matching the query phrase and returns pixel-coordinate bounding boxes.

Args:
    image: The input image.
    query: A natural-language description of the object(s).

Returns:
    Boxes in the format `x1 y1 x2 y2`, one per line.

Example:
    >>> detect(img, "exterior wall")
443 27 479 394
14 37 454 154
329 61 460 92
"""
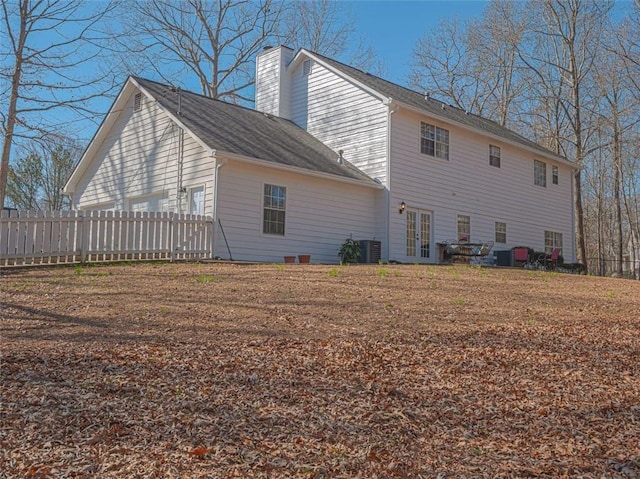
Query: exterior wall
255 46 295 119
388 108 575 263
290 57 389 185
214 159 383 263
73 90 215 215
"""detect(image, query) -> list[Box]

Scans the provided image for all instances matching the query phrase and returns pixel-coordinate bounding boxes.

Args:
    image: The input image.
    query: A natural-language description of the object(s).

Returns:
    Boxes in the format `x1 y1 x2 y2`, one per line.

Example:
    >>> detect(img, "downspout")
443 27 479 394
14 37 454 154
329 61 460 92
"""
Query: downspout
385 100 399 263
212 153 227 259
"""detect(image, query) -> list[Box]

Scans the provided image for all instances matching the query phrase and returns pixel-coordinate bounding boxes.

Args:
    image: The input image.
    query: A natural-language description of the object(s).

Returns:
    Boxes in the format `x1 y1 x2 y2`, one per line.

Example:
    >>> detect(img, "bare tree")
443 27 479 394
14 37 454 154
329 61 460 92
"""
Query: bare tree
278 0 378 71
515 0 614 273
0 0 117 209
410 0 526 126
120 0 281 102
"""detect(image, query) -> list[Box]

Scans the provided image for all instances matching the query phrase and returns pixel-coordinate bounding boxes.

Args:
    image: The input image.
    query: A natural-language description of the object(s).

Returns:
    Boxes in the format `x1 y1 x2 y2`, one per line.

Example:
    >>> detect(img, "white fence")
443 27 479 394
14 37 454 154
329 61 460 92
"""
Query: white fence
0 210 212 267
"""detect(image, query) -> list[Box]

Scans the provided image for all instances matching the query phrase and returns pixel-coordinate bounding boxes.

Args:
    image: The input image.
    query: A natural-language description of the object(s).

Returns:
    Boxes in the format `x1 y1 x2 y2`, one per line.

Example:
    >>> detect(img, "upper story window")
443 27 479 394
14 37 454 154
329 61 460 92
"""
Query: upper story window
489 145 501 168
263 184 286 236
421 122 449 160
534 159 547 187
457 215 470 243
552 165 559 185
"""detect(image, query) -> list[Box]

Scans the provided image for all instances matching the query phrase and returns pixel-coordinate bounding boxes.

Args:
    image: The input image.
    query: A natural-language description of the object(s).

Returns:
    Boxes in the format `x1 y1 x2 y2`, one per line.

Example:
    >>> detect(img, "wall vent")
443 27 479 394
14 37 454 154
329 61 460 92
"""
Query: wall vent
303 59 311 76
134 93 142 112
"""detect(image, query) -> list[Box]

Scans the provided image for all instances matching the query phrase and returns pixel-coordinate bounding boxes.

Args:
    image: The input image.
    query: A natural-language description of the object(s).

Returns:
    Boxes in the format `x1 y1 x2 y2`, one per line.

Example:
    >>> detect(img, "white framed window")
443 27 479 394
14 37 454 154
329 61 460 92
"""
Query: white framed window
544 230 563 254
128 193 169 212
421 122 449 160
189 185 205 215
489 145 501 168
534 159 547 187
263 184 286 236
495 222 507 243
457 215 470 243
552 165 559 185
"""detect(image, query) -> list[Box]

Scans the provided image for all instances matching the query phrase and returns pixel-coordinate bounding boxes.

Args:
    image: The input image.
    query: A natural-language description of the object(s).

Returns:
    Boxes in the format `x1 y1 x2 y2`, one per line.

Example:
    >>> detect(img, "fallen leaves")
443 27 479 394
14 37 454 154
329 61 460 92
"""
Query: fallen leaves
1 263 639 477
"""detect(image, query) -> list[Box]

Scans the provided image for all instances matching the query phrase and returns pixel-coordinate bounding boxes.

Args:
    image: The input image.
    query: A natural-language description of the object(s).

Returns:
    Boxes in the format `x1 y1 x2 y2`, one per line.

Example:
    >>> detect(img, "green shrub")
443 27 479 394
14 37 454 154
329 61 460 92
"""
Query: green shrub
338 238 361 264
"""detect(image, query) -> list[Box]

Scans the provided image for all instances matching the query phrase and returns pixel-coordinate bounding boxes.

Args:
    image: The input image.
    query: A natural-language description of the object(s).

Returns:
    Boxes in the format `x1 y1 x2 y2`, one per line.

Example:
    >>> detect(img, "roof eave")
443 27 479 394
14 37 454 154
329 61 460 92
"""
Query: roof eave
388 100 575 168
218 150 383 189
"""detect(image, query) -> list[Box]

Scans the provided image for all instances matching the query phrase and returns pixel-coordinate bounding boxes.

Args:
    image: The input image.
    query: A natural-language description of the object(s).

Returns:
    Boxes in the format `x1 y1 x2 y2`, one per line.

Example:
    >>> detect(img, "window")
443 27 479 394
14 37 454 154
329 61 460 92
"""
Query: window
489 145 501 168
552 165 559 185
134 93 142 112
190 186 205 215
457 215 470 243
263 184 286 235
534 159 547 187
421 122 449 160
303 59 311 76
544 231 563 254
495 222 507 243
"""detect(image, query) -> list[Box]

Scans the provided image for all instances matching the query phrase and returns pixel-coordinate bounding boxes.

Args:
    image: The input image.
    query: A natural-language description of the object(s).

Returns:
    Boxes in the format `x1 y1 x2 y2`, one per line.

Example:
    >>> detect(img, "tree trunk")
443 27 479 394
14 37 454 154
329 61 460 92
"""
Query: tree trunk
0 0 27 209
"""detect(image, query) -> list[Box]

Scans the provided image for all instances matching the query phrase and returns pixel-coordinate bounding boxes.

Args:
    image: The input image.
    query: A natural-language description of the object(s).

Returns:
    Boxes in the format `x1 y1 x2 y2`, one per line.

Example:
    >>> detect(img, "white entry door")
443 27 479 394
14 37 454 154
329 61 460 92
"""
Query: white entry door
406 209 432 262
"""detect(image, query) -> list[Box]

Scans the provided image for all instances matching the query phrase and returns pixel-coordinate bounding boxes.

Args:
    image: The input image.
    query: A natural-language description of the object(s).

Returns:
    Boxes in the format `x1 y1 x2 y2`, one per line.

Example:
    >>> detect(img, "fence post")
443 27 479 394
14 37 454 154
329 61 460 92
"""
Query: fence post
80 210 88 263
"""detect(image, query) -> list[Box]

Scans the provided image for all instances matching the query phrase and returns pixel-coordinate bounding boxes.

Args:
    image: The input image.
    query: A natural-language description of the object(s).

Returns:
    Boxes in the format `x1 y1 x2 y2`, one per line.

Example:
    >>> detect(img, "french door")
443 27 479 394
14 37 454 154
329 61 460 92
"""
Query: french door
406 209 432 261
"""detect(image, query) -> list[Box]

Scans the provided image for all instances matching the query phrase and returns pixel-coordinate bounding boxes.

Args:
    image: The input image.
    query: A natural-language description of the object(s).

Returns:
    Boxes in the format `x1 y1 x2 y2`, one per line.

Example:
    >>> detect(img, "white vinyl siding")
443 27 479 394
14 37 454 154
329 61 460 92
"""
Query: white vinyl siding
73 90 215 215
255 47 294 118
128 193 169 212
215 160 382 263
291 58 389 184
388 108 574 262
534 159 547 187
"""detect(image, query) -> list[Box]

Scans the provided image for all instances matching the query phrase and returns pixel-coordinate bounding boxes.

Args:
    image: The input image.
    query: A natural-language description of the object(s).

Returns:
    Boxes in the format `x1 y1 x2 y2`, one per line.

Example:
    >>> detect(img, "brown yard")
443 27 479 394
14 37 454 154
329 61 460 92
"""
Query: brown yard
1 262 639 478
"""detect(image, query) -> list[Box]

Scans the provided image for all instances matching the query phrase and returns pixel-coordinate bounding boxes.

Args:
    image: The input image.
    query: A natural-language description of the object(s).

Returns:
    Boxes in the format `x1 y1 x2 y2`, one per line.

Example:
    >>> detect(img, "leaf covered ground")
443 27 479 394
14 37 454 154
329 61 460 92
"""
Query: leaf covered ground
1 262 639 478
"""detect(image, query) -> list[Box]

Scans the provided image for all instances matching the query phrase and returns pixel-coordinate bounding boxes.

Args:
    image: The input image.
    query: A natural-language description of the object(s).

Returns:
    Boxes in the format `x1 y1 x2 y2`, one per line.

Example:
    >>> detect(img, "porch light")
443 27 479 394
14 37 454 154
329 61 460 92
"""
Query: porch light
399 201 406 214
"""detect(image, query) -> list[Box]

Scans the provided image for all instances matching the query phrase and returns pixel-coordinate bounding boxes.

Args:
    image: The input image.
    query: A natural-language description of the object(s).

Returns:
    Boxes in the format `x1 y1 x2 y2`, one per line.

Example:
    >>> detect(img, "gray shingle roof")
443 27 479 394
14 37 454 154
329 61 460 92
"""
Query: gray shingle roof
310 51 568 162
133 77 376 184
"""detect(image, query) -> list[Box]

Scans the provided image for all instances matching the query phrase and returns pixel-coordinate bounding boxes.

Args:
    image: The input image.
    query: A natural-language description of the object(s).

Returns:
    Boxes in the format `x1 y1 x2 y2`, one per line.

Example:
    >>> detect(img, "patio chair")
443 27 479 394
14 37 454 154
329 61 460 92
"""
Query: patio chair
513 247 529 267
538 248 561 270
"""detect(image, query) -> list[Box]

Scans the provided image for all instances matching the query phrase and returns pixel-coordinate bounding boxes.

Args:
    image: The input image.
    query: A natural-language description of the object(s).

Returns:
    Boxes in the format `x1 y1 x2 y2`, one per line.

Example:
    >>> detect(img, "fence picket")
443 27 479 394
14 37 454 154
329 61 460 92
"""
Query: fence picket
0 210 211 267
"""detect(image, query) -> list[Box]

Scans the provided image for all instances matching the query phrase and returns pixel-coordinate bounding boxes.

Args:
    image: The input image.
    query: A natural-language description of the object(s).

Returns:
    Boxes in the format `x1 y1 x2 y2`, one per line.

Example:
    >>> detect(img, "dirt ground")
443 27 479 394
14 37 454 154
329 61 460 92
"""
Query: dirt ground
1 262 639 478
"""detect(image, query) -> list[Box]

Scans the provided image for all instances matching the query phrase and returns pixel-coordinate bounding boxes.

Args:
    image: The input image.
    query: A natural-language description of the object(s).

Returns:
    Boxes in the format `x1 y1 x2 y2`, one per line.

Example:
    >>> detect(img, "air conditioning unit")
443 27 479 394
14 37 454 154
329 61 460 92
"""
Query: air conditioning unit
359 240 381 264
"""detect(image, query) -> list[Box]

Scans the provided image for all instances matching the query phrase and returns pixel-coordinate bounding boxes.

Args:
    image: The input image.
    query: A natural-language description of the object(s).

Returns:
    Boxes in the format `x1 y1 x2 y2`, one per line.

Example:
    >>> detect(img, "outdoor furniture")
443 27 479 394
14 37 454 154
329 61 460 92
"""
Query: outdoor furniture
513 247 530 267
439 239 494 264
538 248 561 270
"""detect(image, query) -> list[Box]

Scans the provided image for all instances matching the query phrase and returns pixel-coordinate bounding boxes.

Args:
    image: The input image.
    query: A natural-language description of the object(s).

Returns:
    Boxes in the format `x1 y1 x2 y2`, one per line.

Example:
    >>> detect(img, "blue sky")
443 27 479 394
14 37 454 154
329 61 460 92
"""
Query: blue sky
347 0 488 85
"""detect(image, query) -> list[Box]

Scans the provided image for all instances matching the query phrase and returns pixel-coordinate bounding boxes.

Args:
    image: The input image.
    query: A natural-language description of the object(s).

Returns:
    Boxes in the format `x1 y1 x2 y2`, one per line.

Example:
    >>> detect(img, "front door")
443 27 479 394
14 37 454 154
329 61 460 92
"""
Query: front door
406 209 432 262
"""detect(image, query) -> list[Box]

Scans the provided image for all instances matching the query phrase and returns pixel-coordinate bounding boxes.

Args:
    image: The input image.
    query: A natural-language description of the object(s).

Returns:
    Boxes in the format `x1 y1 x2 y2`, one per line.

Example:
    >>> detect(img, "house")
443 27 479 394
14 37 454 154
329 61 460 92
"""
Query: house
63 46 576 264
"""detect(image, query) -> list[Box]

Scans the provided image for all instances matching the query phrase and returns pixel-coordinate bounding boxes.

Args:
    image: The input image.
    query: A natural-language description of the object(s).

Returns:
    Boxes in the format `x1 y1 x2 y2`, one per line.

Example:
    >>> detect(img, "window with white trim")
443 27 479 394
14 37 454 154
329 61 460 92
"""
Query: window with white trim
534 159 547 187
552 165 559 185
495 222 507 243
457 215 470 242
263 184 286 236
544 230 563 254
421 122 449 160
489 145 501 168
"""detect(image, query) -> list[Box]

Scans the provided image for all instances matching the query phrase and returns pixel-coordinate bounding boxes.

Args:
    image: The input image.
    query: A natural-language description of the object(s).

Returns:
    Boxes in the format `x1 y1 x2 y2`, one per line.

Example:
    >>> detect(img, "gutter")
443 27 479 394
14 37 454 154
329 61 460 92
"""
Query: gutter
211 151 227 259
384 99 399 263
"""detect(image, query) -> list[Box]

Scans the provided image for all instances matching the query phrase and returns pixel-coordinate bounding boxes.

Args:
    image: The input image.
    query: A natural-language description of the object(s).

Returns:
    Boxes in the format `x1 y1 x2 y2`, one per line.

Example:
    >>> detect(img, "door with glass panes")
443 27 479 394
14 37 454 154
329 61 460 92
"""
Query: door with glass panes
405 209 432 262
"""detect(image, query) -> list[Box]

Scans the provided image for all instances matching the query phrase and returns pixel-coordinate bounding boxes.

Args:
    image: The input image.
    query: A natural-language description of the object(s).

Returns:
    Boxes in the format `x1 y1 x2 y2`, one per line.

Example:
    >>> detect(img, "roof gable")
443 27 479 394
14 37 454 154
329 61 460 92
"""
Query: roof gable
133 77 376 184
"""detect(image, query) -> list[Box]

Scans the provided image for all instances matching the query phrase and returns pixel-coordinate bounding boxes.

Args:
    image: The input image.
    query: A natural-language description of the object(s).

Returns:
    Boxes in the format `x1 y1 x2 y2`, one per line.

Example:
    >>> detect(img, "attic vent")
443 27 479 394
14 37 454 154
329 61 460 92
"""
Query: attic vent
303 59 311 76
134 93 142 112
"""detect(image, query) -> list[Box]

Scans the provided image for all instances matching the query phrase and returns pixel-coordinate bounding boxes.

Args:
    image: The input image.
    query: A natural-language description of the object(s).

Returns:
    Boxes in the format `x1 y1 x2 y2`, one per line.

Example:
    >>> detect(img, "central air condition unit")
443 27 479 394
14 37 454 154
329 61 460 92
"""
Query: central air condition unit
359 240 382 264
